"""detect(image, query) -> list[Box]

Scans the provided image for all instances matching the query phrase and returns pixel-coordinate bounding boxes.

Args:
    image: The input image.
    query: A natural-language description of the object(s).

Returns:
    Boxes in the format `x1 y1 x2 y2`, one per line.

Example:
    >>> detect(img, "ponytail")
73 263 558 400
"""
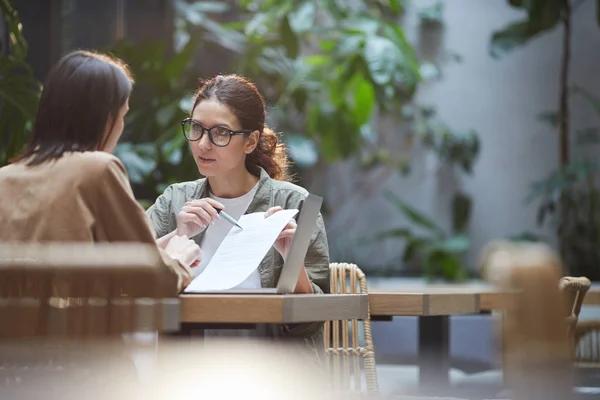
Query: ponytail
245 126 291 181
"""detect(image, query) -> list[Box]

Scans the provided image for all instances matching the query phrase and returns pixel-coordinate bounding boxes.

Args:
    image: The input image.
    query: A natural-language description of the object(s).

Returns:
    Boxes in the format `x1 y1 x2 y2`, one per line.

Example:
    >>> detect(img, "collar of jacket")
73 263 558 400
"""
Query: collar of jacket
194 167 274 214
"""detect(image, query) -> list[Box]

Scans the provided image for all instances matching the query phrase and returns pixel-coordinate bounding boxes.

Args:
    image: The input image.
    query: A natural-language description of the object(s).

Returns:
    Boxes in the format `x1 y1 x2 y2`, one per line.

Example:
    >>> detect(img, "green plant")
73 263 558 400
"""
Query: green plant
0 0 42 167
109 37 201 206
492 0 600 278
109 0 239 205
525 86 600 280
230 0 419 165
111 0 479 207
229 0 478 174
491 0 597 169
377 191 472 281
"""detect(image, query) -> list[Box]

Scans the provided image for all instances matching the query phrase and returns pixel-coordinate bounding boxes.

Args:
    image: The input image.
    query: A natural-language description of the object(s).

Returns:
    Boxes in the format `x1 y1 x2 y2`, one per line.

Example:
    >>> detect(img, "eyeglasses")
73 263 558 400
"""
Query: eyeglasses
181 118 252 147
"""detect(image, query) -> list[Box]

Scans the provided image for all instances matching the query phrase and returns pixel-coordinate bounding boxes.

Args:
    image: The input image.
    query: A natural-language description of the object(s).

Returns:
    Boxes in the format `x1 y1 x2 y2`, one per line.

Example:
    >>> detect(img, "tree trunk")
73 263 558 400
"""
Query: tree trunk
559 0 572 168
558 0 572 262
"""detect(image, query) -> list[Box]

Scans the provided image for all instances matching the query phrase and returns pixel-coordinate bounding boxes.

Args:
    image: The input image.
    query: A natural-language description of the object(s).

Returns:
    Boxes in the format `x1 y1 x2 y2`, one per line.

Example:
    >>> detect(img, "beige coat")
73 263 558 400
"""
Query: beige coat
0 151 192 294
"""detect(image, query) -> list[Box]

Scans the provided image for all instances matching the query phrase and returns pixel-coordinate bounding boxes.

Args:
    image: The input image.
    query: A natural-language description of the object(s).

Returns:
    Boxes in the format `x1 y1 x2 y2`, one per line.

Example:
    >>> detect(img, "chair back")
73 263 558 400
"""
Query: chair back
324 263 378 393
483 242 573 400
559 276 591 338
0 242 180 339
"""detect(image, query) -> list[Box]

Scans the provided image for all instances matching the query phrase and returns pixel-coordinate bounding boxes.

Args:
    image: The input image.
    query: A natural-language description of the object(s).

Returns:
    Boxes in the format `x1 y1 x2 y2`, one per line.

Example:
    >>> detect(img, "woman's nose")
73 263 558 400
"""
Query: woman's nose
197 130 212 149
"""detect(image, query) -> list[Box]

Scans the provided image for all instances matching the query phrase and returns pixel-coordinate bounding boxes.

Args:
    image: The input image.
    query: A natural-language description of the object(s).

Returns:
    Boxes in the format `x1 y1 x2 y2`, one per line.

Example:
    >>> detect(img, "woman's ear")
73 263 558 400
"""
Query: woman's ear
245 130 260 154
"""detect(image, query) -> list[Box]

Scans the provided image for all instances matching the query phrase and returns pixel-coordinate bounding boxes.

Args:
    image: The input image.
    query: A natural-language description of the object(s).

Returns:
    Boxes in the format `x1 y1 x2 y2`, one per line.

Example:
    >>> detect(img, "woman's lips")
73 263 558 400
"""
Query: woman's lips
198 156 216 164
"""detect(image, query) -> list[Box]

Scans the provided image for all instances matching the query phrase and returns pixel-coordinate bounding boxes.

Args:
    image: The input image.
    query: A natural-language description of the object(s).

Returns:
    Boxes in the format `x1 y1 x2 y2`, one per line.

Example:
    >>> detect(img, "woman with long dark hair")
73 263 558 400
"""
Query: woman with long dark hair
147 75 330 345
0 50 200 293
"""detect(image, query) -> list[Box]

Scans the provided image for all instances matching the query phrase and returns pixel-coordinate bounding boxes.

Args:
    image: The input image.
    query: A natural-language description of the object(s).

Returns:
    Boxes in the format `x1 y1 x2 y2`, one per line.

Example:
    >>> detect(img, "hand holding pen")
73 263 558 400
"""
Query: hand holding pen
176 198 242 238
176 198 224 237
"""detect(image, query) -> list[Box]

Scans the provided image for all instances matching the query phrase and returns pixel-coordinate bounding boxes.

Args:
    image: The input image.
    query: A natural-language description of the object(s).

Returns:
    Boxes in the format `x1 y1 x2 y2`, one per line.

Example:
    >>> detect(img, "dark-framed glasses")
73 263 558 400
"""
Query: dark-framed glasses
181 118 251 147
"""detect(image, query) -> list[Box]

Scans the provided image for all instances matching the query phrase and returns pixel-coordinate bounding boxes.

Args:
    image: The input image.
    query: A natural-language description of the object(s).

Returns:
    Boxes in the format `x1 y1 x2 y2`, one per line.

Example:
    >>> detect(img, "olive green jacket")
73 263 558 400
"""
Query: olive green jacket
145 168 330 341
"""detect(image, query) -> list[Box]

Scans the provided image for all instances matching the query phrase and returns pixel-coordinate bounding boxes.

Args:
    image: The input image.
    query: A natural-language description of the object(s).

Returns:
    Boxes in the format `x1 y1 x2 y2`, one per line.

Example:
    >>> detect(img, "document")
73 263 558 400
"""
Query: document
183 209 299 292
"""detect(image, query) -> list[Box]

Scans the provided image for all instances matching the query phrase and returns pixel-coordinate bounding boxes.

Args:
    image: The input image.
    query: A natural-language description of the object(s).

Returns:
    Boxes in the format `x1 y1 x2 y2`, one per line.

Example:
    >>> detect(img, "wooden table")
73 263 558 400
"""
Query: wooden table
479 283 600 311
179 293 368 325
365 281 600 393
368 286 483 392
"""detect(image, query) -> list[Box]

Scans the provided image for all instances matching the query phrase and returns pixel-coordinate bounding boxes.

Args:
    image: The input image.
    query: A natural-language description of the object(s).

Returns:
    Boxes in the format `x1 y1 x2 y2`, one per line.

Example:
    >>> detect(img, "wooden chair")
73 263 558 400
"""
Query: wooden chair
324 262 379 393
0 242 180 338
483 242 575 400
0 242 181 400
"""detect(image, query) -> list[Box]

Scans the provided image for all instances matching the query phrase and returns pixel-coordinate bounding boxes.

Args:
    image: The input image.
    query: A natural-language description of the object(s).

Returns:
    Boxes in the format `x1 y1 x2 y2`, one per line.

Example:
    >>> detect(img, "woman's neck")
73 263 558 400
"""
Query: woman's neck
207 167 259 198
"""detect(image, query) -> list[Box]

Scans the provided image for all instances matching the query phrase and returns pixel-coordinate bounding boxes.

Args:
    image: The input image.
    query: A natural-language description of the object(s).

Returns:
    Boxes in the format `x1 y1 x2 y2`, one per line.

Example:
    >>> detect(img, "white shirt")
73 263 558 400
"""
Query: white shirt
196 182 262 289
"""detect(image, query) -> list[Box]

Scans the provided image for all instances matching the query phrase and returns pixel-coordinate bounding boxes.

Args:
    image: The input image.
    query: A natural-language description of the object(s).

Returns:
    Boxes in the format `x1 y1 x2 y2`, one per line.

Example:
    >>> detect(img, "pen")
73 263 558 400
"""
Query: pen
215 208 244 230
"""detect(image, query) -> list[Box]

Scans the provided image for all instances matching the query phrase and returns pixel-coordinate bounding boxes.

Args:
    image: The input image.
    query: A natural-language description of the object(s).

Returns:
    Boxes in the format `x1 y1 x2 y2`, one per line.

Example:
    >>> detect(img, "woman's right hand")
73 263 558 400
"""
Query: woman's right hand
176 198 224 238
164 234 202 269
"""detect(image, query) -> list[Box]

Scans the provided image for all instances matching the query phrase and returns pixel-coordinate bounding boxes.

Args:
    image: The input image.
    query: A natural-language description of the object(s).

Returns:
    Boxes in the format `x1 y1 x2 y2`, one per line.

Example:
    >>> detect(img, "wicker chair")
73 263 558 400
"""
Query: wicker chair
324 263 379 393
575 320 600 364
558 277 591 347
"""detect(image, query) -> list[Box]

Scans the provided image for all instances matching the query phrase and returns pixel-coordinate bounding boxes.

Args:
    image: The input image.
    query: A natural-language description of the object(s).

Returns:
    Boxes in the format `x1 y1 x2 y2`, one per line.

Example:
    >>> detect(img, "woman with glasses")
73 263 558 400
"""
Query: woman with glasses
146 75 329 344
0 50 201 293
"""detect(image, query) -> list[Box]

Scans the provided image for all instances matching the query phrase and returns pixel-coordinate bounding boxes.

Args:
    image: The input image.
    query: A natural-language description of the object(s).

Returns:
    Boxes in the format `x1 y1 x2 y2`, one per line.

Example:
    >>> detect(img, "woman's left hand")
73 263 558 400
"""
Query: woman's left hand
265 206 297 259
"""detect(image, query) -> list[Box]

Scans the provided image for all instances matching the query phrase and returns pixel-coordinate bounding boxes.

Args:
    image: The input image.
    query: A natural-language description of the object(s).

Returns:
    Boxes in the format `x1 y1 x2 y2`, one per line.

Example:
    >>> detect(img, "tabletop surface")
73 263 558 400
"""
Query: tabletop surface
365 278 600 316
179 293 368 324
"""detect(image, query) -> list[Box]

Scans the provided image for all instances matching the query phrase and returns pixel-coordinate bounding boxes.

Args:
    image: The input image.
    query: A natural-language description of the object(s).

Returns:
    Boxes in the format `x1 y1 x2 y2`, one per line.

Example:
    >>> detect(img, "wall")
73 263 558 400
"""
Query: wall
324 0 600 273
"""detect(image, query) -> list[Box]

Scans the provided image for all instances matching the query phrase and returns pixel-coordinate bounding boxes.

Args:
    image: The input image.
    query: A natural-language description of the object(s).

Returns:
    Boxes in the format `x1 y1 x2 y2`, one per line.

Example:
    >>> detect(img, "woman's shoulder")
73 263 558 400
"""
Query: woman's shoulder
64 151 125 175
269 178 310 205
158 177 206 201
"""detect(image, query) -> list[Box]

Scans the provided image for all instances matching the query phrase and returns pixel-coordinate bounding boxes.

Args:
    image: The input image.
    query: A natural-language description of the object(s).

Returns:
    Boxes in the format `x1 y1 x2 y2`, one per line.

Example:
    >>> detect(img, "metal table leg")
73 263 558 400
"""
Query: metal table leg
418 315 450 394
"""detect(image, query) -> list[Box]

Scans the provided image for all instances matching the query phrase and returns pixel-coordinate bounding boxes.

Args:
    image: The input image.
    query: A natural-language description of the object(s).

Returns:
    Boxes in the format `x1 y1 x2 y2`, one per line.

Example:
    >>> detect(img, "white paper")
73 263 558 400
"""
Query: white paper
184 209 299 292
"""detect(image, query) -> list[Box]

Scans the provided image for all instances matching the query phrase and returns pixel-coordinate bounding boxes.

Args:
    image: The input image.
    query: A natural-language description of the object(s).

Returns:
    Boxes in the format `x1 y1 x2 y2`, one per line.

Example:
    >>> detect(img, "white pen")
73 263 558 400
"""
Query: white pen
215 208 243 230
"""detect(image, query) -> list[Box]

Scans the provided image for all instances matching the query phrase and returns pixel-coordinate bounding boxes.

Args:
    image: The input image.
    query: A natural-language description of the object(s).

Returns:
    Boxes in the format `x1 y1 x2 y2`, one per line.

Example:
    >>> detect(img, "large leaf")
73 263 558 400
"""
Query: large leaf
279 16 299 59
347 73 375 128
363 36 398 85
403 236 428 262
490 20 538 58
381 22 421 88
451 192 472 233
375 227 414 241
289 1 316 33
114 143 157 184
183 1 230 14
431 235 470 253
489 0 564 58
285 134 319 168
418 2 444 25
0 0 28 59
0 1 41 167
537 110 562 128
384 191 445 236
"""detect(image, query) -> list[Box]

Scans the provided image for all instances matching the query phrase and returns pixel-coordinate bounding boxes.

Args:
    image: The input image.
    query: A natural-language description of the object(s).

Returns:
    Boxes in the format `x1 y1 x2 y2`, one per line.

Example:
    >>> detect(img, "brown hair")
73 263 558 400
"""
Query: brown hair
12 50 133 165
191 74 290 181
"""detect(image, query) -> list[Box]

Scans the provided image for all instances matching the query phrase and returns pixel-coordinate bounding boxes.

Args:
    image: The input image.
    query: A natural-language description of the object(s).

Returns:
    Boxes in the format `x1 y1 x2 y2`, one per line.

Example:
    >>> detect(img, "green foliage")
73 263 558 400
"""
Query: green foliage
526 86 600 280
377 191 472 281
492 0 600 280
108 37 201 204
0 0 42 167
490 0 568 58
233 0 421 163
227 0 478 173
109 0 240 203
112 0 479 204
401 104 480 174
